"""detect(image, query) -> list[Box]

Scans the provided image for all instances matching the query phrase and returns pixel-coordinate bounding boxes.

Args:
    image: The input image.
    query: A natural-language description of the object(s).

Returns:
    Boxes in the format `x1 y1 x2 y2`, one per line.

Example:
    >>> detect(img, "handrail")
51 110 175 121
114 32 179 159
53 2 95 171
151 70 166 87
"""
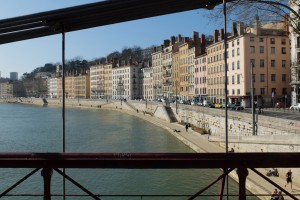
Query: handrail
1 152 300 168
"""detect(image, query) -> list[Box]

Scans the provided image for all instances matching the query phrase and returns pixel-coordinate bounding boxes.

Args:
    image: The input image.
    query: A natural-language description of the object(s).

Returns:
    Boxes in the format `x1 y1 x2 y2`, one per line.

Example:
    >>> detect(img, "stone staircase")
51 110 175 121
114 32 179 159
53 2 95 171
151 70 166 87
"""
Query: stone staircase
164 106 177 122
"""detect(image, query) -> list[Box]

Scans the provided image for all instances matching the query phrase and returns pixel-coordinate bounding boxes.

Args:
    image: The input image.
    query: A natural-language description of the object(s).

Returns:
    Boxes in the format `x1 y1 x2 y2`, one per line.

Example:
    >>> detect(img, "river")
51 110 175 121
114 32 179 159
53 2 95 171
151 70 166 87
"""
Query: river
0 103 259 199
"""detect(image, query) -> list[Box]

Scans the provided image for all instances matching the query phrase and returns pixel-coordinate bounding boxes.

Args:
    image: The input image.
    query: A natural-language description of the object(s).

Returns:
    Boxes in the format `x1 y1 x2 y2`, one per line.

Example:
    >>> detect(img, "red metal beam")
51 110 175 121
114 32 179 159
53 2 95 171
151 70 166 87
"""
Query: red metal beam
0 152 299 168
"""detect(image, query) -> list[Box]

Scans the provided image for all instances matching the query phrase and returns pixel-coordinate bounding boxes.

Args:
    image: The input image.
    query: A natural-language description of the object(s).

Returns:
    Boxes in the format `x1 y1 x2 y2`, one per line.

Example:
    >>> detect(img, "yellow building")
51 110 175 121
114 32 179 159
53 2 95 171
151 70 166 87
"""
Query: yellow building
104 63 112 100
57 72 90 99
178 40 192 100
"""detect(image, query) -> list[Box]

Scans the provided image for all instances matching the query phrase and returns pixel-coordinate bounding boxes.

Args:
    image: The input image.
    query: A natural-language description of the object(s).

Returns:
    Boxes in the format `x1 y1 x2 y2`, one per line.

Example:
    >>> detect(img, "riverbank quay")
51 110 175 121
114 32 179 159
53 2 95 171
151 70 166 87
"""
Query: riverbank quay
1 98 300 199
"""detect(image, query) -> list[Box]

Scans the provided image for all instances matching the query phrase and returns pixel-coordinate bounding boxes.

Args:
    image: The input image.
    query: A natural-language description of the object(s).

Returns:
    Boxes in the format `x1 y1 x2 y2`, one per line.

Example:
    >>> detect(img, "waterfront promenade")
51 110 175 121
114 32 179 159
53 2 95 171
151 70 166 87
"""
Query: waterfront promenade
120 106 300 200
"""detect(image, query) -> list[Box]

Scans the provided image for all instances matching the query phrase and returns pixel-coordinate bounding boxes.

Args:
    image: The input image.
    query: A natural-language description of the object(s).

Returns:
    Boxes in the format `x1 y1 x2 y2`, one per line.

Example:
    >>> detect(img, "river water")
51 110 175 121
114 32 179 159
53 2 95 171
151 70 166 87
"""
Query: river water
0 103 259 200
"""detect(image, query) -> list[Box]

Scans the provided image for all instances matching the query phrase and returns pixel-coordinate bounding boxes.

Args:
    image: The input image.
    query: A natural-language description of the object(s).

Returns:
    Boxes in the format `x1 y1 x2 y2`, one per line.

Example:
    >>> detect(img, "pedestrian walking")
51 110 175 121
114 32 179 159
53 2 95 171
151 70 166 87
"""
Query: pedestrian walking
185 124 188 132
284 169 293 190
277 191 284 200
271 188 278 200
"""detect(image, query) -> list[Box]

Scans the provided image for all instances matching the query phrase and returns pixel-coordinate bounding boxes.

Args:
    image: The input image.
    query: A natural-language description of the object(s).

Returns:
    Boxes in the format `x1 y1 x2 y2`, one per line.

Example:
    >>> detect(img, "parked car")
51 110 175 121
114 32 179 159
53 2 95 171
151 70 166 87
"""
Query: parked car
290 103 300 110
205 102 214 108
275 102 285 108
229 104 244 111
214 103 222 108
203 100 212 107
197 102 203 106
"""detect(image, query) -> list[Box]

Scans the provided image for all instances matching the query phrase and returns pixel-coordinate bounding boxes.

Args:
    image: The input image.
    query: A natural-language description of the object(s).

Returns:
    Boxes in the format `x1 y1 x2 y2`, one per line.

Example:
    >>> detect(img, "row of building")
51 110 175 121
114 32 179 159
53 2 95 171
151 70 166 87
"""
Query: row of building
1 15 299 107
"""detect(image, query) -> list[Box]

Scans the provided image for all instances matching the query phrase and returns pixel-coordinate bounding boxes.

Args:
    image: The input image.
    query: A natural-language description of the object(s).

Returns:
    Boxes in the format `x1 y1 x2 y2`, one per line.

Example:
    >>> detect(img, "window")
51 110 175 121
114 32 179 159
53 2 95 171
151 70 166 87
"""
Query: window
260 88 265 95
250 46 255 53
282 60 286 68
282 88 287 95
237 74 241 84
270 38 275 44
271 60 276 68
232 89 235 95
271 47 275 54
232 62 235 70
260 46 264 53
281 39 286 45
260 59 265 67
282 74 286 82
250 59 255 67
259 38 264 42
250 37 254 42
282 47 286 54
272 88 276 96
271 74 276 82
232 41 234 47
260 74 265 82
237 60 240 69
237 39 240 45
237 89 240 95
237 48 240 56
232 49 235 57
232 76 235 84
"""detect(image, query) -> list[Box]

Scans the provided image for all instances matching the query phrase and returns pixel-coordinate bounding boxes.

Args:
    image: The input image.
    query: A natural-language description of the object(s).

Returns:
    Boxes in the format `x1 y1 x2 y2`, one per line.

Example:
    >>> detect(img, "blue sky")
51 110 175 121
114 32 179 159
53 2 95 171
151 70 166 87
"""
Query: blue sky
0 0 222 78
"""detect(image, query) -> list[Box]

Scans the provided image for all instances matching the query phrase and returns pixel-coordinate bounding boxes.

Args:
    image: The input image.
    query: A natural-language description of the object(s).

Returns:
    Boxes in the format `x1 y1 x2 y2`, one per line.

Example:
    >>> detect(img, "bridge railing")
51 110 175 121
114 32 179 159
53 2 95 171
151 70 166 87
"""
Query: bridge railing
0 152 299 200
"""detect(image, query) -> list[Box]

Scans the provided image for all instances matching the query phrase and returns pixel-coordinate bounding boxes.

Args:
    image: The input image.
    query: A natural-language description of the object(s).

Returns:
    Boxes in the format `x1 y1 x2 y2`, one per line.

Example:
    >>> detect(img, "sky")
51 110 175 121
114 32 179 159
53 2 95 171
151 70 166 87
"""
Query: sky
0 0 223 78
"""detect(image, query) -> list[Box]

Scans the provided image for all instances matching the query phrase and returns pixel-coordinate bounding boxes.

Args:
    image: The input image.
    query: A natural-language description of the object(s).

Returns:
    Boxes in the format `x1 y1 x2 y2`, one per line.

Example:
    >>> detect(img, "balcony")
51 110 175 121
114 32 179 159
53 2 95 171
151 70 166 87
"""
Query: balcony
163 80 172 86
163 72 172 78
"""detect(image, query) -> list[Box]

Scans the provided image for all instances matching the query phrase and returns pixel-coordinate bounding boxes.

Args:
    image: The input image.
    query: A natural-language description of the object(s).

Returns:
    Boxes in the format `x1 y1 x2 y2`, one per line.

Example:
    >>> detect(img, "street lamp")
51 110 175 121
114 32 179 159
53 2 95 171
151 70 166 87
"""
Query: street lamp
250 61 257 136
175 80 179 114
117 76 125 105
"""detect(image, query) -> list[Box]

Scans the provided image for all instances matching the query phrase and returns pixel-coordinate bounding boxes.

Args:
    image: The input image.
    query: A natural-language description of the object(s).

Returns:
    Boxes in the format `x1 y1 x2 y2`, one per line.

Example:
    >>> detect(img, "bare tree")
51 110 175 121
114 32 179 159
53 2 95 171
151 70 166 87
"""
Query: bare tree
208 0 300 33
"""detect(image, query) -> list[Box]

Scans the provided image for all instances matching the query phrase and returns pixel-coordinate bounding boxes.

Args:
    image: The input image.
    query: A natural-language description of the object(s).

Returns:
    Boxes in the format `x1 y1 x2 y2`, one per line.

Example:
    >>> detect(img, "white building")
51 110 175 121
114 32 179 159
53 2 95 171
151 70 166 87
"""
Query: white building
90 63 105 99
0 83 13 98
47 78 58 98
10 72 18 81
141 66 153 100
112 62 141 100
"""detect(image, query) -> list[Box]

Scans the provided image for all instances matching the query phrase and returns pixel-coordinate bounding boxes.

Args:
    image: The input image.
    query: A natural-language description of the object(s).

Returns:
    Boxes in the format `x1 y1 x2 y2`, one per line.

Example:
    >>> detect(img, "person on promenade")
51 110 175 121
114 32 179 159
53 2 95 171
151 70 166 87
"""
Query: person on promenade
277 191 284 200
271 188 278 200
284 169 293 190
185 124 188 132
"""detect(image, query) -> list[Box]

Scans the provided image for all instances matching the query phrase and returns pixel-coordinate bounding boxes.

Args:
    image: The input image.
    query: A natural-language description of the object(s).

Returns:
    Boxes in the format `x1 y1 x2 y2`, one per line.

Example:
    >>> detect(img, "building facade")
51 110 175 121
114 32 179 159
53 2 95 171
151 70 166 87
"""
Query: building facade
0 83 13 98
289 1 300 105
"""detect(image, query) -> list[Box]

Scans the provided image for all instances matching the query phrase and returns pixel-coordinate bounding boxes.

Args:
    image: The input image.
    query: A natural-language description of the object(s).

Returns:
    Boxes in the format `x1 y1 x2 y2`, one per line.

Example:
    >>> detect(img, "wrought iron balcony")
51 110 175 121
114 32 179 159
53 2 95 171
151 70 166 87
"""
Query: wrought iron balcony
163 73 172 77
163 80 172 86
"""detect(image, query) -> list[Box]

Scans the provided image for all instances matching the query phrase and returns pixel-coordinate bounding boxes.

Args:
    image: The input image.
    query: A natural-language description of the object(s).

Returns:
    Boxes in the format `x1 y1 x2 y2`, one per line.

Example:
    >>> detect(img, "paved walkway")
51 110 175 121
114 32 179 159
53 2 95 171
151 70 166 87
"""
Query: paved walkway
126 110 300 200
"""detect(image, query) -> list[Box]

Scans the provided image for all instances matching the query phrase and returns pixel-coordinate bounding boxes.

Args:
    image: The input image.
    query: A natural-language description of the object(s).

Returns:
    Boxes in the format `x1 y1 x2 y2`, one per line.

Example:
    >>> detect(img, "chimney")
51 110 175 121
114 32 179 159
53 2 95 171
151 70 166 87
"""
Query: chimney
184 37 190 43
171 36 176 44
164 40 170 47
214 30 219 43
193 31 199 42
253 15 261 35
220 29 225 40
232 22 238 36
153 46 157 52
238 22 245 35
178 34 182 42
201 34 206 54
